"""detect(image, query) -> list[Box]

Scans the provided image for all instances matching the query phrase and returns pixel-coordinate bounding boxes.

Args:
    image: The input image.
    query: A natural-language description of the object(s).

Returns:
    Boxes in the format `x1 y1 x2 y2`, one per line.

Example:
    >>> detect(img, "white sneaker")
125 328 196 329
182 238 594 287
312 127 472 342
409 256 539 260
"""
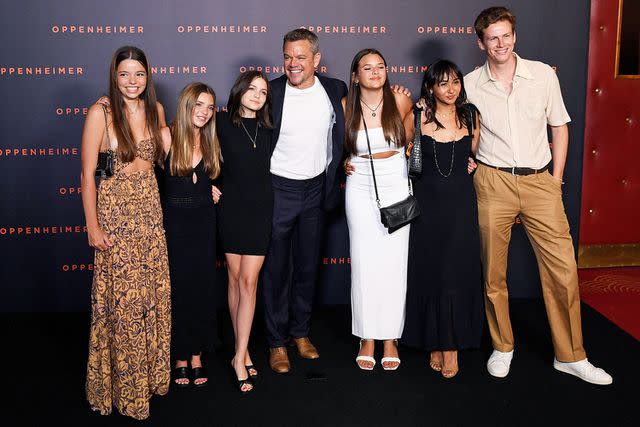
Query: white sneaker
553 358 613 385
487 349 514 378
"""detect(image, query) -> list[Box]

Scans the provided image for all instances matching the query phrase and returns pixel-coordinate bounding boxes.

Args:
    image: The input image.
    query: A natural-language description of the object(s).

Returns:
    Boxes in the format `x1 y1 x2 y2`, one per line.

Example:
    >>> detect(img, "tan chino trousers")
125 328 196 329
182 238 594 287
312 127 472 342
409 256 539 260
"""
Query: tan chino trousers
474 164 586 362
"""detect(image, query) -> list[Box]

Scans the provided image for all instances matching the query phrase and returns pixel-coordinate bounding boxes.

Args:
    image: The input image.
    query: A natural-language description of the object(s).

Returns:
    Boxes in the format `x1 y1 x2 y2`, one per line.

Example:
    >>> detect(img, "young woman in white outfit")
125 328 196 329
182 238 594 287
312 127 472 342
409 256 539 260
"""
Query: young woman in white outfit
342 48 413 370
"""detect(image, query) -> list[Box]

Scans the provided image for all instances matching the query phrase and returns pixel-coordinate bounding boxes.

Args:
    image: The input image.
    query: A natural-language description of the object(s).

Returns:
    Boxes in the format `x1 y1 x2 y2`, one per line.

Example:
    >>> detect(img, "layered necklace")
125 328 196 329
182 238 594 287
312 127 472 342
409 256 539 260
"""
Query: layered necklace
432 135 456 178
239 119 259 148
432 109 458 178
360 97 383 117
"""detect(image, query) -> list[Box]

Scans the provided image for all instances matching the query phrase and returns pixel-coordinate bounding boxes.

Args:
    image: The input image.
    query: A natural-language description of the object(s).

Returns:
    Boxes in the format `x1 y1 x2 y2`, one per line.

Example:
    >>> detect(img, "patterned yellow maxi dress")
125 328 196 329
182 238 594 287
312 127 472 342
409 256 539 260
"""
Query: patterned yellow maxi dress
86 137 171 420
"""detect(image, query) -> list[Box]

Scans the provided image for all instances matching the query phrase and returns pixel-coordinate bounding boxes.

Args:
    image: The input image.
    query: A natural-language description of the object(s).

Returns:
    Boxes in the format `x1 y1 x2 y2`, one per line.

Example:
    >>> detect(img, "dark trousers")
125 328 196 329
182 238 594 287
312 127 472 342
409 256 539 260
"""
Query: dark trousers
262 173 324 348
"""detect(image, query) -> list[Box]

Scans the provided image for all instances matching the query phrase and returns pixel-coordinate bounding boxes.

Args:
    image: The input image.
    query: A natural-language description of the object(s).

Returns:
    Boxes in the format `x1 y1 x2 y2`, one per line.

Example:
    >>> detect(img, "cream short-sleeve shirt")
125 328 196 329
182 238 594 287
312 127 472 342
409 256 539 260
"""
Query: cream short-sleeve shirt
464 53 571 169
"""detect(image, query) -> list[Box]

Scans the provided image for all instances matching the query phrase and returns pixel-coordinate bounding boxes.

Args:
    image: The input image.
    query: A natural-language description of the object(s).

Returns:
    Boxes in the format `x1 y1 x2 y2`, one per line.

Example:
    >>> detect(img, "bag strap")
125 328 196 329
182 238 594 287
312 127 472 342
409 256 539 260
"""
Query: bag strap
362 115 413 209
413 106 422 148
100 104 111 151
362 117 382 208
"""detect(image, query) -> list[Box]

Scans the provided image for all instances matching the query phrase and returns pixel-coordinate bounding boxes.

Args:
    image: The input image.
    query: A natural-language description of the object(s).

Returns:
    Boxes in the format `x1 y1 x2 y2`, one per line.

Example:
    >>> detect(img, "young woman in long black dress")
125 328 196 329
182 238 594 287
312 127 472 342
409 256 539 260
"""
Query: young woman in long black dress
159 82 221 388
402 60 483 379
216 71 273 393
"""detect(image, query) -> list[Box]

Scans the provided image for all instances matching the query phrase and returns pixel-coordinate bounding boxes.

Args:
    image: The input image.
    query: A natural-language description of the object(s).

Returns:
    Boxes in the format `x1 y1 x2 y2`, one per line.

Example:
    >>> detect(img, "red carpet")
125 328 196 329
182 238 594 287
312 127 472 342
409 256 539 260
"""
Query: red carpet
579 267 640 340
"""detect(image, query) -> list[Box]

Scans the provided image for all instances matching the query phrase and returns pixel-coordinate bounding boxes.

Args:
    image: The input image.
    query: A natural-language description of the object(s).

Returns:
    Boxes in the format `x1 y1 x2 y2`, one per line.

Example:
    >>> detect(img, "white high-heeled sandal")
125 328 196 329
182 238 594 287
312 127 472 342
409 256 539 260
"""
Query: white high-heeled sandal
381 340 401 371
355 339 376 370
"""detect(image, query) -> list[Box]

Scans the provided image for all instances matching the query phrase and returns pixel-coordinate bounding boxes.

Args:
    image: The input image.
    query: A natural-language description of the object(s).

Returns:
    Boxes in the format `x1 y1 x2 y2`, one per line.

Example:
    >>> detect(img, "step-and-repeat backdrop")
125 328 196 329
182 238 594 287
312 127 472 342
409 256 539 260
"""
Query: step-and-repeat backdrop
0 0 590 311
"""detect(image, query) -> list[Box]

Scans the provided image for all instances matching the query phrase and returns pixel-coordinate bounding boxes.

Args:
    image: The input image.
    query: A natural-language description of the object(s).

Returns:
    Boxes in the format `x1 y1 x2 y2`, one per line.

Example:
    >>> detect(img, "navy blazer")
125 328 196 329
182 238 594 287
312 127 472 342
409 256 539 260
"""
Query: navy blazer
269 73 348 211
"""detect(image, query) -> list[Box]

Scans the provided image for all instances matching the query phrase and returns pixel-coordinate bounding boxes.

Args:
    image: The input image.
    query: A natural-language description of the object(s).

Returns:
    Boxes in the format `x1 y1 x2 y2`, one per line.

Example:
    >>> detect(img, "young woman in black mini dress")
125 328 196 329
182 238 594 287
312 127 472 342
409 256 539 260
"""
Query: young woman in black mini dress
216 71 273 393
159 82 221 388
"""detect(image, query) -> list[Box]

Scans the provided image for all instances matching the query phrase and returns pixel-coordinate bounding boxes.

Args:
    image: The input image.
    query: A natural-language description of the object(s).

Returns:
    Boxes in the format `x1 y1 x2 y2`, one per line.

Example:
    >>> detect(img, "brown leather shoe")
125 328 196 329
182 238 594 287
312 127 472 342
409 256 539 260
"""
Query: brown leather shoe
291 337 320 359
269 347 290 373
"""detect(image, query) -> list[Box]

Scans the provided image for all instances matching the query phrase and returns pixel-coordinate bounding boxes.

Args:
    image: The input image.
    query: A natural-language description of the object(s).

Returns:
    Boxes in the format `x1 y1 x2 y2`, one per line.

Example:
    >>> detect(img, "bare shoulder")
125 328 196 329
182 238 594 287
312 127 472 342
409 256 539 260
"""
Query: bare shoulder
86 103 108 126
156 101 165 114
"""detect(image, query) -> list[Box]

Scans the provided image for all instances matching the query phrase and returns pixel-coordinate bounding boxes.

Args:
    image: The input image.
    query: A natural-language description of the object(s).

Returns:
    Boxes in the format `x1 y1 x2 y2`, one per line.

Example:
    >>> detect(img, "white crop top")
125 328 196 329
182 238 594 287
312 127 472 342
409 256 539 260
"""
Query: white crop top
355 127 402 156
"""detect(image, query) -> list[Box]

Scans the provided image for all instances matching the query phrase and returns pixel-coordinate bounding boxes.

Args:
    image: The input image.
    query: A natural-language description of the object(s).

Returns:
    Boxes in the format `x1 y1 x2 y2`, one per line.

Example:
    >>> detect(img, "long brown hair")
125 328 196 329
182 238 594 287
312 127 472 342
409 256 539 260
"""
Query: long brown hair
108 46 163 164
169 82 221 180
344 48 406 156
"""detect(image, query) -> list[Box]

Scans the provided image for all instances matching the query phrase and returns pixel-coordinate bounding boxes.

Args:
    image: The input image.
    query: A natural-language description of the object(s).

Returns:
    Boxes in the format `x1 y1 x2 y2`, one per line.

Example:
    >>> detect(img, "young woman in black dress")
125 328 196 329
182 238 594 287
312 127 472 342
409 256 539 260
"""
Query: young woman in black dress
216 71 273 393
402 60 483 379
159 82 221 388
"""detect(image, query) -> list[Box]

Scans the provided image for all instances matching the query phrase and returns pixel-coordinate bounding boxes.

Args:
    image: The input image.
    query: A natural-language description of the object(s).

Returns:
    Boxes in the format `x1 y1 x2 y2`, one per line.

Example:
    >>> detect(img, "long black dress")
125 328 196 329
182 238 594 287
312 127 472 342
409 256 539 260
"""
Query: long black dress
216 112 273 255
161 153 217 360
402 133 483 351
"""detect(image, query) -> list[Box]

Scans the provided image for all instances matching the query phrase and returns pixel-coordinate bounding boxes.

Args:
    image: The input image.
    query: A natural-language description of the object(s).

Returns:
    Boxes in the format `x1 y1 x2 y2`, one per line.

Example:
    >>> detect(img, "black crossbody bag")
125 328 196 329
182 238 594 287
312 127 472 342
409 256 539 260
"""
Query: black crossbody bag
95 105 114 179
362 118 420 234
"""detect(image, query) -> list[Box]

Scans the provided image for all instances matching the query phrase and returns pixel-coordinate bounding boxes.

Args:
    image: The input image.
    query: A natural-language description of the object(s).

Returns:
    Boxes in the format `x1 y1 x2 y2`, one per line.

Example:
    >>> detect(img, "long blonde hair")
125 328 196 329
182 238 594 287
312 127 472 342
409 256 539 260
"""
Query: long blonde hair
169 83 221 179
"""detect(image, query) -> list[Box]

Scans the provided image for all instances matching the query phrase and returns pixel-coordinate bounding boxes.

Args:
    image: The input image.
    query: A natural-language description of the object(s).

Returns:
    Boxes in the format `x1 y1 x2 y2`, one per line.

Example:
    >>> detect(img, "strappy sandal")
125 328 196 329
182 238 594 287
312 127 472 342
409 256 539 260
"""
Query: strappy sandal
430 351 443 372
381 340 401 371
355 339 376 370
231 362 254 394
192 366 208 388
245 365 258 379
441 351 459 379
173 366 190 388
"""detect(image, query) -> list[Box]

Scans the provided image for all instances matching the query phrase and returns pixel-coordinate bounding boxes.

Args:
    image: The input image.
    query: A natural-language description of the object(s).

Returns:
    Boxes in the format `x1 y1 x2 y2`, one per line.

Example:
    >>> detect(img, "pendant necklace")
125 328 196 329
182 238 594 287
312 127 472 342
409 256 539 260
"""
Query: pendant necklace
192 141 201 184
360 98 383 117
240 119 259 148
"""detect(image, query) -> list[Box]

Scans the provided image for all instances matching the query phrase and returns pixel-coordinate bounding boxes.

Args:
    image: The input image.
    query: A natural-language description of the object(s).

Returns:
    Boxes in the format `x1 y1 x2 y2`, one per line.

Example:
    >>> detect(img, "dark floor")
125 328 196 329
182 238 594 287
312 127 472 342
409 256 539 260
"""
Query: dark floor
6 300 638 426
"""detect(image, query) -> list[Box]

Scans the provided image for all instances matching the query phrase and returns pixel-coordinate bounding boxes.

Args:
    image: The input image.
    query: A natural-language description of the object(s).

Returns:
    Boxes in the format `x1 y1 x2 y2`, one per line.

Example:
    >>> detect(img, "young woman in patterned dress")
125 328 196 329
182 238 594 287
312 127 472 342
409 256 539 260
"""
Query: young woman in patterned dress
81 46 171 420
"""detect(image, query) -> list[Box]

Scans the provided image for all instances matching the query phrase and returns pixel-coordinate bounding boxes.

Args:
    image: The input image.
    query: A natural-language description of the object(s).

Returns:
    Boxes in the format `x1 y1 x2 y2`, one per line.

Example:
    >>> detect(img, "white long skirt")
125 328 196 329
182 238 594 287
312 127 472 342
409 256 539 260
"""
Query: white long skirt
346 153 409 340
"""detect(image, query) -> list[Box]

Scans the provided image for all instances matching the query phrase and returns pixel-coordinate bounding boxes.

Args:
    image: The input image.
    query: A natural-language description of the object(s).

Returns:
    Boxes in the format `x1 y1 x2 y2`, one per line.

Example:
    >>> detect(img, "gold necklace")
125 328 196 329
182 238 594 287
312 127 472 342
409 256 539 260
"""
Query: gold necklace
360 98 383 117
435 109 455 119
239 119 259 148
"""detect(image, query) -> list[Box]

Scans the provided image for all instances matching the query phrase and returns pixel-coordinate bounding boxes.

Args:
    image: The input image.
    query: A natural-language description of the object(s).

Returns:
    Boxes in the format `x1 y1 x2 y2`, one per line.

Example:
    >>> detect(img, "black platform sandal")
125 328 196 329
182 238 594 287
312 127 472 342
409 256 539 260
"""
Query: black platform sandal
192 366 208 388
173 366 190 388
237 377 254 395
245 365 258 379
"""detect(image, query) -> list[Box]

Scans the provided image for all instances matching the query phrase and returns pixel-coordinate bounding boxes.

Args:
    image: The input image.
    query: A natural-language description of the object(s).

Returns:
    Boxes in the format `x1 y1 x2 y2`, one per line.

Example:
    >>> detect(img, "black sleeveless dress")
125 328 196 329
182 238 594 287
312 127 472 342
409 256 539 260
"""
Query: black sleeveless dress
216 112 273 255
402 134 483 351
161 153 217 360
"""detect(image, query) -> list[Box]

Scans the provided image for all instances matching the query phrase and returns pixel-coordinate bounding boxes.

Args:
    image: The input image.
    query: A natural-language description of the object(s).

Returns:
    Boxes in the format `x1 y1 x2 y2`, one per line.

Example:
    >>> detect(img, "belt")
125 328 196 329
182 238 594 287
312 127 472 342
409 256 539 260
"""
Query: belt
477 160 551 176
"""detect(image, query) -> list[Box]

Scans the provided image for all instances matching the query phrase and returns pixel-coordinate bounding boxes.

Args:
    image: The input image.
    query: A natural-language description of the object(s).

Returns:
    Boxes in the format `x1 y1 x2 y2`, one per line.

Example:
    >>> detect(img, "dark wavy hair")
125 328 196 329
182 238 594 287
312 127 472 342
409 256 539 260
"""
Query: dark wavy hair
344 48 406 156
419 59 476 132
108 46 163 164
226 70 272 129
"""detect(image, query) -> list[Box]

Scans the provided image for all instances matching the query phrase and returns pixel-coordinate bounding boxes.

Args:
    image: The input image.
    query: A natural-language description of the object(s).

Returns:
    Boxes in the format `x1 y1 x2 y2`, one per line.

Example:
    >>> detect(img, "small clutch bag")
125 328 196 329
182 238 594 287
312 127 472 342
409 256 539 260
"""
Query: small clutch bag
96 104 114 178
95 150 114 178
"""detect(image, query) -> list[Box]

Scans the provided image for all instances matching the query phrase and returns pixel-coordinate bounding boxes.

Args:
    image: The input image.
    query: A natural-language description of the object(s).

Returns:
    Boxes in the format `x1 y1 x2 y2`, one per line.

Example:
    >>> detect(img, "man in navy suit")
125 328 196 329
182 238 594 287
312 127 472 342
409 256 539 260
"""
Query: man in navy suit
263 28 348 373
